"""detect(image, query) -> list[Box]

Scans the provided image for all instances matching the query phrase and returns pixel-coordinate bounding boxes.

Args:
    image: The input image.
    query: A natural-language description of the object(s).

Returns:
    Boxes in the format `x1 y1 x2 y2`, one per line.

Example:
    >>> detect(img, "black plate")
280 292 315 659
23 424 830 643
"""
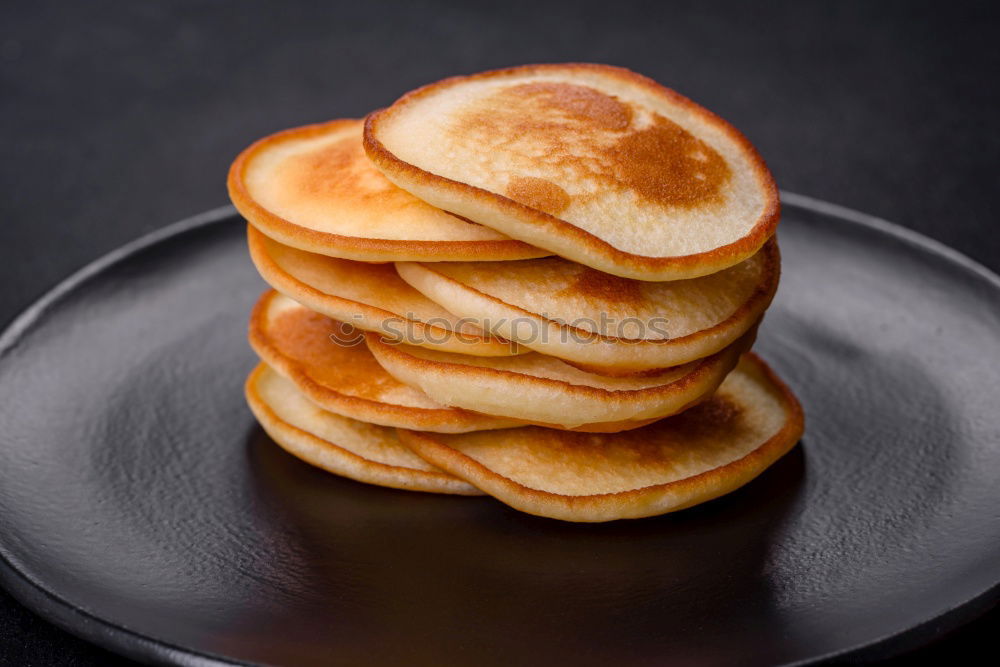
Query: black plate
0 194 998 666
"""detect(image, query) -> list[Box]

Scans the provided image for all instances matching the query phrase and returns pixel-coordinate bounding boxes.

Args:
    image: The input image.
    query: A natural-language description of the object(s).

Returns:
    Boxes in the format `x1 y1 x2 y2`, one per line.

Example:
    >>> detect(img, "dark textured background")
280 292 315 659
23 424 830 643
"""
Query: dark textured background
1 1 997 664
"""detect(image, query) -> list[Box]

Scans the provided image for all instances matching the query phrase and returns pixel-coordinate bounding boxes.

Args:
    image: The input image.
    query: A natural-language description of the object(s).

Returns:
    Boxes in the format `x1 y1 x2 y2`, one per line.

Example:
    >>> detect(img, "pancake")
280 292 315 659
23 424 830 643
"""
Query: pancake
245 364 482 495
248 225 521 357
366 328 754 428
396 238 779 373
252 291 669 434
228 118 547 262
365 64 779 281
399 354 804 520
249 290 520 433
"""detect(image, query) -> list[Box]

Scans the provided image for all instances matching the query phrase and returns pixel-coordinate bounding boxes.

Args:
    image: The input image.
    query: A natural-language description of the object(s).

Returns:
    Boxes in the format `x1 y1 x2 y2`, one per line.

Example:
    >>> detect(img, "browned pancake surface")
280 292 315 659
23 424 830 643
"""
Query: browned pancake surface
229 119 547 261
249 290 520 433
365 64 779 279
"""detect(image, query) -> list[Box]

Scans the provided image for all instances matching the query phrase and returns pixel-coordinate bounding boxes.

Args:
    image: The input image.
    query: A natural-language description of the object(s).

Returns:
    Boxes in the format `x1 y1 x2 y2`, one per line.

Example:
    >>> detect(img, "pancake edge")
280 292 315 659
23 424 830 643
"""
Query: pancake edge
397 353 805 520
396 238 780 371
366 329 753 426
248 226 524 357
248 290 523 433
245 363 485 495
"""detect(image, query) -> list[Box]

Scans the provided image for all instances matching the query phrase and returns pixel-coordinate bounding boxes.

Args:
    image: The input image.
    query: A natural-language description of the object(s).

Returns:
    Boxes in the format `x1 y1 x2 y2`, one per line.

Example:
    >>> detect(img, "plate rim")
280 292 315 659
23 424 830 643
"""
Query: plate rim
0 193 997 666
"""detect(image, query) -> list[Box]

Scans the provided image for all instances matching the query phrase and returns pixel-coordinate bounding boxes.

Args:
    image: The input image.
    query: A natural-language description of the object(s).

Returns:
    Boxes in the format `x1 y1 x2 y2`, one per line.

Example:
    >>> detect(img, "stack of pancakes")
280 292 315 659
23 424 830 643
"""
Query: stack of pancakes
229 64 804 522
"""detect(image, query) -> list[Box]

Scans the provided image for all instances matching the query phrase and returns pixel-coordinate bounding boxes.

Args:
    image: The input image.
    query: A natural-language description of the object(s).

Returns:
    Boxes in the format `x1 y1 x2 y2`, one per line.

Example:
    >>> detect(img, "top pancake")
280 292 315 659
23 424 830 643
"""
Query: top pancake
228 118 547 262
365 63 779 280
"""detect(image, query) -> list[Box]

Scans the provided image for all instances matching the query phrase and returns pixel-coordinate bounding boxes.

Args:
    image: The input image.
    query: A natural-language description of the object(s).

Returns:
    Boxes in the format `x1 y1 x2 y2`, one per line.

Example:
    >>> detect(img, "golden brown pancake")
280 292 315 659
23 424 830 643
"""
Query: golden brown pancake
252 290 670 434
367 328 755 428
228 118 548 262
245 364 482 495
249 290 521 433
365 64 779 280
399 354 804 520
396 238 779 373
248 225 521 357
